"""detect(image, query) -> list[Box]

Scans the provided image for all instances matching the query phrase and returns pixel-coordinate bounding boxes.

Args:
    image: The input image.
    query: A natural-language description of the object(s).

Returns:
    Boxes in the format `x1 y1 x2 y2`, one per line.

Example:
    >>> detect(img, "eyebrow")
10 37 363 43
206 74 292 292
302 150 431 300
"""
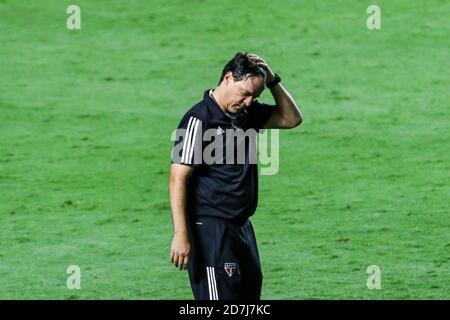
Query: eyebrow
240 87 260 98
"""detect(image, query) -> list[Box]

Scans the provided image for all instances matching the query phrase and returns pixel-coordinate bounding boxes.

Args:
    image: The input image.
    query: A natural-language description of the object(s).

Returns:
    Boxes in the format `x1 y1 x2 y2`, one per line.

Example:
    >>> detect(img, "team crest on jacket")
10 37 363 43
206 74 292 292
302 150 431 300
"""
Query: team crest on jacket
224 263 237 277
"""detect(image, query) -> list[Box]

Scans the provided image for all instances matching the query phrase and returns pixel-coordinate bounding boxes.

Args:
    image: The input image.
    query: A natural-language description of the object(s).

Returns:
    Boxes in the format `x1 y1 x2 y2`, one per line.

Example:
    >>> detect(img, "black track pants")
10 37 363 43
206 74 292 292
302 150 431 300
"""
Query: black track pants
187 216 263 300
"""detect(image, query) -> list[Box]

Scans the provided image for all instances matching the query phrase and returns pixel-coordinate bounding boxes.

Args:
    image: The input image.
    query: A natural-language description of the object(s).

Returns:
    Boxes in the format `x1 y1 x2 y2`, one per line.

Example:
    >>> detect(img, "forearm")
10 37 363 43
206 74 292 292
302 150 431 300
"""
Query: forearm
270 83 303 125
169 164 193 270
169 178 189 236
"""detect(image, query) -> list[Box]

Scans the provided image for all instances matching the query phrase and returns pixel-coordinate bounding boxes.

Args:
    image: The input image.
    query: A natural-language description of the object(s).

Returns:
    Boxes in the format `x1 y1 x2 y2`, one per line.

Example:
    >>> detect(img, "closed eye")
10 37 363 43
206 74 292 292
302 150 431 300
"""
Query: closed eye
241 88 259 99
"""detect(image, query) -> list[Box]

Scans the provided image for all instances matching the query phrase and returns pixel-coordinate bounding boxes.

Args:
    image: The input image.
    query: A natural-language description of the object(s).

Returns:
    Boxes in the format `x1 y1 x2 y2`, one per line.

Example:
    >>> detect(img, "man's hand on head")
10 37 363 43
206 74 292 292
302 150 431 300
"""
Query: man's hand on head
248 54 276 85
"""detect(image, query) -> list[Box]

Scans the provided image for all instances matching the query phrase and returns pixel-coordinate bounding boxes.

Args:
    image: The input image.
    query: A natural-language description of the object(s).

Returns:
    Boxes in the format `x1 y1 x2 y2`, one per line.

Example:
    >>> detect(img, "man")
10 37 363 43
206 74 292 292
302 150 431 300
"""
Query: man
169 52 302 300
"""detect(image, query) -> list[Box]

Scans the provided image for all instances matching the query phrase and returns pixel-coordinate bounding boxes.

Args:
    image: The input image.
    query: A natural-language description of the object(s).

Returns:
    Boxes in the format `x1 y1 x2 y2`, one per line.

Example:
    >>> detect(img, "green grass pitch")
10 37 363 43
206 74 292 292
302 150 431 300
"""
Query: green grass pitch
0 0 449 299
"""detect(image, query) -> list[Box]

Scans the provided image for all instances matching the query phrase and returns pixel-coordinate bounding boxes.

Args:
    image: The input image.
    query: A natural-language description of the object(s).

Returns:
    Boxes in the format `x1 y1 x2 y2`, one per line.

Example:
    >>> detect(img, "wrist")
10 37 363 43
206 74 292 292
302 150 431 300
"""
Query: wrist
174 228 188 237
266 73 281 89
265 72 275 83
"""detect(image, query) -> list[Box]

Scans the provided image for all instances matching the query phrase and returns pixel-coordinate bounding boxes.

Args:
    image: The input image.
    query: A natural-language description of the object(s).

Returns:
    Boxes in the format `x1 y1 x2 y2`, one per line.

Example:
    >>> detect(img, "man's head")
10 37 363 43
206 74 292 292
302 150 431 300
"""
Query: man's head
217 52 267 114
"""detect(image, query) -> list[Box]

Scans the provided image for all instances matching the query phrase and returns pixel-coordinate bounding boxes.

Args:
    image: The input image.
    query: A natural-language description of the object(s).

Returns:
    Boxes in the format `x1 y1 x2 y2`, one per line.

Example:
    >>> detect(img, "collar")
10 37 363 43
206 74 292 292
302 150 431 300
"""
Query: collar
203 89 227 121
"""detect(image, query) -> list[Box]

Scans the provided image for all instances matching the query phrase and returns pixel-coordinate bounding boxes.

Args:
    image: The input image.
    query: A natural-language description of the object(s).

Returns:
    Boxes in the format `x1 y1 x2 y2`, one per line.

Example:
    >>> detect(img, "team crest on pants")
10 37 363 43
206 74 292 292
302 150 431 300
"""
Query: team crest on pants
224 263 237 277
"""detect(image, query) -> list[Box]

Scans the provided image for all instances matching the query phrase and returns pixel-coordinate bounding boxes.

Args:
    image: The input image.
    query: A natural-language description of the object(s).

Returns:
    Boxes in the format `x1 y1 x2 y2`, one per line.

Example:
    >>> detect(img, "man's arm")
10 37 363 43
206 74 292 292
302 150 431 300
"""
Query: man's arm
248 54 303 129
169 163 194 270
264 83 303 129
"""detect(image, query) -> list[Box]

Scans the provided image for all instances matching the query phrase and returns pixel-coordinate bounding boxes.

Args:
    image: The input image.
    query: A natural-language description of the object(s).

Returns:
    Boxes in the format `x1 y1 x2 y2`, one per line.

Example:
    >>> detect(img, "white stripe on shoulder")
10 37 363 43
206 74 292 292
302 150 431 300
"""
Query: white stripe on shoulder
183 117 200 164
183 118 195 164
187 118 200 164
181 117 194 163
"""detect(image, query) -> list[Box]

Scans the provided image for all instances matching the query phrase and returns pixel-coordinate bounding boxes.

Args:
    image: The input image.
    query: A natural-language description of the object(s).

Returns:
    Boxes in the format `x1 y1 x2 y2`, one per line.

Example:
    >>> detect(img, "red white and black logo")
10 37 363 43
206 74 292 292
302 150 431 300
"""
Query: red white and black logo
224 263 238 277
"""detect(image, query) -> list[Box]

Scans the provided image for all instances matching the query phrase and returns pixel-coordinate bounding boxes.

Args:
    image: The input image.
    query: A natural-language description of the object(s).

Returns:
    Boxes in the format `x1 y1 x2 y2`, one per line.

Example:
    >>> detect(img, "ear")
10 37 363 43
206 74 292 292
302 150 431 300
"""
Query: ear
224 71 234 84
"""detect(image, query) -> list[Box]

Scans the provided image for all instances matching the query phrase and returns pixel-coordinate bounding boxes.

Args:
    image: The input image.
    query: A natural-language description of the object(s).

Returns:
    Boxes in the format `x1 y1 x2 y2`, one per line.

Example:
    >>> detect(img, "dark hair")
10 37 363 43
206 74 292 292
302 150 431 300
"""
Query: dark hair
218 52 266 84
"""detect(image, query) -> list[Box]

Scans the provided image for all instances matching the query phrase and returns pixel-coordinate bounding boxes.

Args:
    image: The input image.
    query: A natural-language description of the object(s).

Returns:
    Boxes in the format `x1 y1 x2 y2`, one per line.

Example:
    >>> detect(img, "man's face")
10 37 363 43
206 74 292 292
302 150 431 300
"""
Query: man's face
223 72 265 114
